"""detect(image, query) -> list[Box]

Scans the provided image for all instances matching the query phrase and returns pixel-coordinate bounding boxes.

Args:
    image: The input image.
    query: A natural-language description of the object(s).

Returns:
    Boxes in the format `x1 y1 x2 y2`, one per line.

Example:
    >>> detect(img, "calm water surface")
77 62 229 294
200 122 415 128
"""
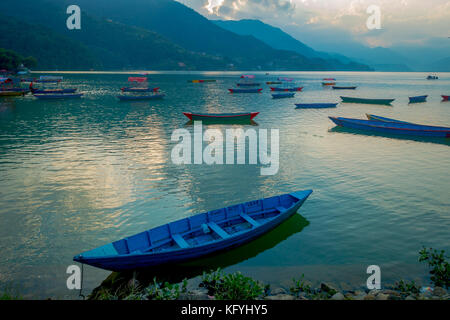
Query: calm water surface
0 72 449 298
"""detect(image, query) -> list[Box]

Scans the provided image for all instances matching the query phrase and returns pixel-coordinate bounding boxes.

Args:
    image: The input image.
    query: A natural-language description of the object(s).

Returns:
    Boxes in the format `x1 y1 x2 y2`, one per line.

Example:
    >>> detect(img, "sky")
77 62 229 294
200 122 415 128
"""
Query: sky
177 0 450 50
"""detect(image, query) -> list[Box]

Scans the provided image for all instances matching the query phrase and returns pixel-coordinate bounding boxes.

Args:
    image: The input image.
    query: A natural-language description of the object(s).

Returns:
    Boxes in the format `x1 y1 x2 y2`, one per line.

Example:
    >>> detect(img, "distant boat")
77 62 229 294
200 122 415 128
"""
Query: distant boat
295 103 338 109
0 91 26 97
121 77 159 92
228 88 262 93
322 78 336 86
266 81 282 85
272 93 295 99
441 95 449 101
33 93 83 99
73 190 313 271
183 112 259 121
329 116 450 138
237 75 260 87
188 80 216 83
121 87 159 93
340 96 395 105
409 95 428 104
117 93 165 101
427 75 438 80
270 87 303 92
332 86 357 90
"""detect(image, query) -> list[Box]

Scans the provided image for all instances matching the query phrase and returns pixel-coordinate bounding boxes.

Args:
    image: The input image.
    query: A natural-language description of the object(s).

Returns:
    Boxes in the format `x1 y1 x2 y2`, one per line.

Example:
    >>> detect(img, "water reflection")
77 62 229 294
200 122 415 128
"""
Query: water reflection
90 214 309 296
329 126 450 146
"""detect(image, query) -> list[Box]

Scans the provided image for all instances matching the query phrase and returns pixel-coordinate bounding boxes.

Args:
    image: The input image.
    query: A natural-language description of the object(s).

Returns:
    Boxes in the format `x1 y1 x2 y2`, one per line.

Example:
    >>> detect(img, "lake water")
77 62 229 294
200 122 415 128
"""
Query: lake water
0 71 449 299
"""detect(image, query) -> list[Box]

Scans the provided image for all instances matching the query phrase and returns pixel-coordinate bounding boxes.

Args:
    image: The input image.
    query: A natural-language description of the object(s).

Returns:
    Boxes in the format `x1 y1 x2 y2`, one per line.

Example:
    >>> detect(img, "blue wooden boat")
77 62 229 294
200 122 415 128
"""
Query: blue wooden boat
270 86 303 92
237 83 261 87
31 88 77 94
272 93 295 99
117 94 165 101
340 96 395 105
329 116 450 138
73 190 313 271
409 95 428 103
332 86 357 90
228 88 262 93
33 93 83 99
183 112 259 121
295 103 338 109
121 87 159 93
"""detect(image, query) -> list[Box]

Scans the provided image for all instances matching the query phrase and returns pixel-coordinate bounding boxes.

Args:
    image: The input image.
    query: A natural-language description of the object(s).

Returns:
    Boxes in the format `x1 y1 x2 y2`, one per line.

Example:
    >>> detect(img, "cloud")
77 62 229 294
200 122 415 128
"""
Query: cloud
178 0 450 49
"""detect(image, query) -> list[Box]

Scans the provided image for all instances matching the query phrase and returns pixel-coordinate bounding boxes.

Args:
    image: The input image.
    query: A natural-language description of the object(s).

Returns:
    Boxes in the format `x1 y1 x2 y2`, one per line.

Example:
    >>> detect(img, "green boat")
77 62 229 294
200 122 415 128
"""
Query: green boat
340 96 395 105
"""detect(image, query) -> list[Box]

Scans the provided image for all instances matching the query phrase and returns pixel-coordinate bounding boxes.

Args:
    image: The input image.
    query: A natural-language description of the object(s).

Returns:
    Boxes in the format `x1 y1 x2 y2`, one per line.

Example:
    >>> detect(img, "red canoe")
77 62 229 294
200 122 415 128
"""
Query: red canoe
442 95 449 101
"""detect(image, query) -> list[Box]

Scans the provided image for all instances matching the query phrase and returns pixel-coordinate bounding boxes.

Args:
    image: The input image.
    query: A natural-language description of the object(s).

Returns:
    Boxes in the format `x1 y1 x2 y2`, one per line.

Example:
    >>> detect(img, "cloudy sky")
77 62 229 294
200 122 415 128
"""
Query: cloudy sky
177 0 450 50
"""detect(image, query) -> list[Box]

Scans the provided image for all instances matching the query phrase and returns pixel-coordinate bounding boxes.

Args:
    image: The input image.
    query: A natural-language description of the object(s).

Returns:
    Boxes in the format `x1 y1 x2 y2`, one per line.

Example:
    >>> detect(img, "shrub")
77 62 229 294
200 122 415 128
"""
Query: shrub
419 247 449 289
200 268 265 300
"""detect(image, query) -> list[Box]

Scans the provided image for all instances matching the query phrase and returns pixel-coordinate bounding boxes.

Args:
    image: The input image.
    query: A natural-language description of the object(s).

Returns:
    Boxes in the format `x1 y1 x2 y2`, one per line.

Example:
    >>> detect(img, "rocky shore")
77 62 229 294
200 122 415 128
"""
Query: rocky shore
176 283 449 301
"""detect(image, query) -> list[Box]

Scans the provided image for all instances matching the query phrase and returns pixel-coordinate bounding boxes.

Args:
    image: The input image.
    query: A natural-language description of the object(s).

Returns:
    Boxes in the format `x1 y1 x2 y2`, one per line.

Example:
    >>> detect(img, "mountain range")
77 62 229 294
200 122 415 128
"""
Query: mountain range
0 0 371 71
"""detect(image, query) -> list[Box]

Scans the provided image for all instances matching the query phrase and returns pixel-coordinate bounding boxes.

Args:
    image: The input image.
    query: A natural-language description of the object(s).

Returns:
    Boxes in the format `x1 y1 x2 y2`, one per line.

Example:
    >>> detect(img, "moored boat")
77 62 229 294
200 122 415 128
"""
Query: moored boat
427 75 438 80
270 87 303 92
442 95 449 101
295 103 338 109
188 80 216 83
236 75 260 87
266 81 282 85
332 86 357 90
329 116 450 138
409 95 428 103
73 190 313 271
228 88 262 93
0 91 26 97
340 96 395 105
272 93 295 99
322 78 336 86
183 112 259 121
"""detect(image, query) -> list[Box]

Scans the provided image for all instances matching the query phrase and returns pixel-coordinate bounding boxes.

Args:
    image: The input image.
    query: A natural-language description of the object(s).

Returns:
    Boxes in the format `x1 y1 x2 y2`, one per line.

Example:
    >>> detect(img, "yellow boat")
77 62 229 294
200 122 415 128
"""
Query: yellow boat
0 91 25 97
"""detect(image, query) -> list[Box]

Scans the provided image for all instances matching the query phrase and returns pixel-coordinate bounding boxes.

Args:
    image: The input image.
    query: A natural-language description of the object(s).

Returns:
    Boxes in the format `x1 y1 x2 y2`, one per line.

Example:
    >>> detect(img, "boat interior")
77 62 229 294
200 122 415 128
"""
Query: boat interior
109 194 300 256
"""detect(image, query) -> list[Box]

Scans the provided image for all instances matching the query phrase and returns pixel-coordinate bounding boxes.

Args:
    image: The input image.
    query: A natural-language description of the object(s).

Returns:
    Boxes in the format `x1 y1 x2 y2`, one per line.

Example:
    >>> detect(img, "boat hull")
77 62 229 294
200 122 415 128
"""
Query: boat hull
183 112 259 121
236 83 261 87
31 88 77 94
295 103 337 109
332 86 357 90
441 95 449 101
270 87 303 92
340 96 395 105
228 88 262 93
409 95 427 103
329 117 450 138
121 87 159 93
365 114 413 124
272 93 295 99
73 190 312 271
33 93 83 99
0 91 25 97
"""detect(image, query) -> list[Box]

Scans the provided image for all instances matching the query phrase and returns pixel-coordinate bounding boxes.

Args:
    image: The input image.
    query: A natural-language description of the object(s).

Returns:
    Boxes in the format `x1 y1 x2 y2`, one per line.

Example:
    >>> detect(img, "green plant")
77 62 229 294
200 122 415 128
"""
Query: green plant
419 247 449 289
393 280 420 296
200 268 265 300
0 287 22 300
144 278 188 300
289 274 312 297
